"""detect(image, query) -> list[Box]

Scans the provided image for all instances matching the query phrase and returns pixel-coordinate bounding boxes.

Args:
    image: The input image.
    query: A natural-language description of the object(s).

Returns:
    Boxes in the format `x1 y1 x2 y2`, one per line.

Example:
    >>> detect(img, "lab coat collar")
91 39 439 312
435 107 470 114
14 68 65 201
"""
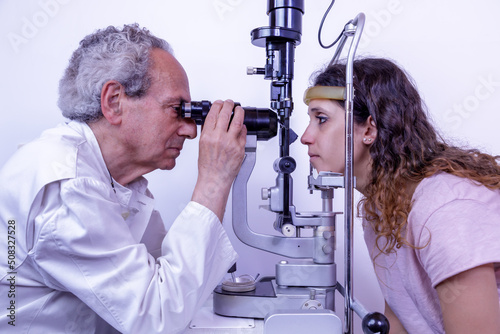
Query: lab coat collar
67 121 154 242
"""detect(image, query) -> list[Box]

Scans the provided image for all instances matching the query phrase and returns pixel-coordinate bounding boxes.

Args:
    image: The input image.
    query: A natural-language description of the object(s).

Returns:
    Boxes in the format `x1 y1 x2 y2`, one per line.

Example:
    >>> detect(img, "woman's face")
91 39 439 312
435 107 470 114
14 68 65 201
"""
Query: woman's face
300 99 347 173
301 98 373 185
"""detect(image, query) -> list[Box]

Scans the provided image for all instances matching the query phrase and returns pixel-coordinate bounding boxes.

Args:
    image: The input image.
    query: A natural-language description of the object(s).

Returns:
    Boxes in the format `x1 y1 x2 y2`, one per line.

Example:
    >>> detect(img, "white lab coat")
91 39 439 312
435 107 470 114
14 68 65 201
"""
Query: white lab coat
0 121 238 333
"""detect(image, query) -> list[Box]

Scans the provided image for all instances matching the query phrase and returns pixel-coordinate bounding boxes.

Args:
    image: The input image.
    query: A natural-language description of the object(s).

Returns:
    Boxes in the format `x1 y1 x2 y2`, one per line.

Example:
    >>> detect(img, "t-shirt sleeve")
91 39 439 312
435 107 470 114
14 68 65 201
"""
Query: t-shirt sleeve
414 199 500 288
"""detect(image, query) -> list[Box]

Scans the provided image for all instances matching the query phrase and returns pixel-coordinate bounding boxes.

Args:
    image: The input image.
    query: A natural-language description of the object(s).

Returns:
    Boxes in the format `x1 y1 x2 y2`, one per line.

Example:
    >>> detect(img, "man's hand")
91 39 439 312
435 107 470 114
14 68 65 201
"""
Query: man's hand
191 100 247 221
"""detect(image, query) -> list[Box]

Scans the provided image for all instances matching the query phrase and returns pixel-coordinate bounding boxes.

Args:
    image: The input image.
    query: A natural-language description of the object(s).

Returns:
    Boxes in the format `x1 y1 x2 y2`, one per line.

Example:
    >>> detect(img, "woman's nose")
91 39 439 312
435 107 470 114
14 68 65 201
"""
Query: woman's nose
300 125 314 145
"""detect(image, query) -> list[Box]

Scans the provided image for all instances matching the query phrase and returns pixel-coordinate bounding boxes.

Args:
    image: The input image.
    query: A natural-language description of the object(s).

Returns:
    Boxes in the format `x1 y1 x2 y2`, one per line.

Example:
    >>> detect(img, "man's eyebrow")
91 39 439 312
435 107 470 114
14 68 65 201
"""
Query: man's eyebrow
160 97 183 107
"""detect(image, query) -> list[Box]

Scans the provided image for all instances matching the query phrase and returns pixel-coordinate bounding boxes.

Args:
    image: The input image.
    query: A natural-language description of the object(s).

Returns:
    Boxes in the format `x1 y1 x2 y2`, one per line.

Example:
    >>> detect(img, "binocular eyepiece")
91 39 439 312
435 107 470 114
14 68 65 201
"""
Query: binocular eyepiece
179 100 278 141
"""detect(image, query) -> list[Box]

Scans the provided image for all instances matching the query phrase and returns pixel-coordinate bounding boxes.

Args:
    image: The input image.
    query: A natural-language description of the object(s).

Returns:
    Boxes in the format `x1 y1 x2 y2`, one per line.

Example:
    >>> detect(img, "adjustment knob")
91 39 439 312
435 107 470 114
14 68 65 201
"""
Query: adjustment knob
261 188 270 200
322 245 333 254
247 66 265 75
282 224 296 237
361 312 390 334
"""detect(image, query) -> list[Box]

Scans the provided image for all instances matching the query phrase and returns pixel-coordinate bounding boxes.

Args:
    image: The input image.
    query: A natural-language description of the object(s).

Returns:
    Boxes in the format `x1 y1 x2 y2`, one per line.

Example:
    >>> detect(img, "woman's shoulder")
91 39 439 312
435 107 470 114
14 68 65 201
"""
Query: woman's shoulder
414 172 498 202
410 172 500 228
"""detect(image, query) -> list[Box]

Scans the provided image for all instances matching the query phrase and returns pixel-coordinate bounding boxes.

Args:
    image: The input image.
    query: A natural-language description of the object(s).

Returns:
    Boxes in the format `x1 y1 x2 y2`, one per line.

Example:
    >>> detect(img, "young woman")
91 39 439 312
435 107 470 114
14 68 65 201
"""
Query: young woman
301 58 500 333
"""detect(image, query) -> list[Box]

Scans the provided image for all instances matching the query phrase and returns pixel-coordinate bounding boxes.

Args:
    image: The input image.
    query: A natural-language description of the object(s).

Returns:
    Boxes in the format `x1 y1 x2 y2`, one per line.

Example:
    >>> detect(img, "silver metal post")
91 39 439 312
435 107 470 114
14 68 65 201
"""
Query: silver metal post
342 13 365 334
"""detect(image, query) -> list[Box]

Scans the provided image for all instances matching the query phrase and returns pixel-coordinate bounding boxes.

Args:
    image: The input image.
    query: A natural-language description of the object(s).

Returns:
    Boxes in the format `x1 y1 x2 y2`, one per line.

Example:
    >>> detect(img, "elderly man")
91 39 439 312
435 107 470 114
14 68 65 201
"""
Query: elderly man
0 24 246 333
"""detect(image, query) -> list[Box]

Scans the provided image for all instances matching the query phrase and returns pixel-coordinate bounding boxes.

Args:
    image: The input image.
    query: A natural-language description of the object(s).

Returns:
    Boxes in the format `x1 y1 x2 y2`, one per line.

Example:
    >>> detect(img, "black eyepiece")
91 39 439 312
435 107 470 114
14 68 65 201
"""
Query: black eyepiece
180 100 278 141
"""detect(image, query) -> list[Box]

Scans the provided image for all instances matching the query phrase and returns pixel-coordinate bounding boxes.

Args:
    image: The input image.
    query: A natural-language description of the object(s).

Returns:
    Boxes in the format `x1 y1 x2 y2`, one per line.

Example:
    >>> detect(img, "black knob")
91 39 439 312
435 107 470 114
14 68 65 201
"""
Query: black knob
362 312 390 334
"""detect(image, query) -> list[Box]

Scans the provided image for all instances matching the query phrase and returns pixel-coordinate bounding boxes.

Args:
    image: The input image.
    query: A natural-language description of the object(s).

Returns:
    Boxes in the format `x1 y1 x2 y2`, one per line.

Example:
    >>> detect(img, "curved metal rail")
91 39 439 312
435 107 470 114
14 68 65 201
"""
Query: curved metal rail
336 12 366 334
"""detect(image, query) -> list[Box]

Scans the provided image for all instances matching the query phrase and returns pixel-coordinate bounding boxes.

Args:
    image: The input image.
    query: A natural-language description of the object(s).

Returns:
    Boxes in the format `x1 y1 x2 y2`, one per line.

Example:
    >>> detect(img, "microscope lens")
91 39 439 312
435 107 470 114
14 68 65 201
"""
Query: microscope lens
181 101 278 141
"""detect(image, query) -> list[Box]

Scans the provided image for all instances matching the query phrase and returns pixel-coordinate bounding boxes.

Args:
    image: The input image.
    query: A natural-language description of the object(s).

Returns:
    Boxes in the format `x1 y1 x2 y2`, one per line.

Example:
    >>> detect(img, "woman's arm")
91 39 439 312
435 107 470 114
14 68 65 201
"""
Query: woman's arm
384 301 408 334
436 263 500 334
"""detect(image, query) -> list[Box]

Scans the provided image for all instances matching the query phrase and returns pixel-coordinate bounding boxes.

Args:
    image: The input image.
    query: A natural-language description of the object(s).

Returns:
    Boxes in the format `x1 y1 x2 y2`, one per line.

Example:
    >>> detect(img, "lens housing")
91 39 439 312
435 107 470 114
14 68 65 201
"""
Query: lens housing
180 100 278 141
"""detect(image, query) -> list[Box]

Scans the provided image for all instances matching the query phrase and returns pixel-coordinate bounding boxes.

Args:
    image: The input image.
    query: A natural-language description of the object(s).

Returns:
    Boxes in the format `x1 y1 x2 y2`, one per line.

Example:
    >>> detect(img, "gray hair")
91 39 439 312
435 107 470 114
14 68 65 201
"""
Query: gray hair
58 23 173 122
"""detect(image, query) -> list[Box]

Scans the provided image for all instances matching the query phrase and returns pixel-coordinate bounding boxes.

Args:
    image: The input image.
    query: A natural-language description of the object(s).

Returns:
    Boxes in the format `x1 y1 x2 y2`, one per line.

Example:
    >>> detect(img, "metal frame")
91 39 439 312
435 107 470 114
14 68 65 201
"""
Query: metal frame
336 13 366 334
216 3 388 333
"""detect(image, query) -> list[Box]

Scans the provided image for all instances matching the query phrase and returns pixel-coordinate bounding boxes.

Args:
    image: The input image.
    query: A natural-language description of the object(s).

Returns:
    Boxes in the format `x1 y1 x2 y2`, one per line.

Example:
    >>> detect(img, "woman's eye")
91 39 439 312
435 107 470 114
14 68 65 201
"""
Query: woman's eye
316 116 328 124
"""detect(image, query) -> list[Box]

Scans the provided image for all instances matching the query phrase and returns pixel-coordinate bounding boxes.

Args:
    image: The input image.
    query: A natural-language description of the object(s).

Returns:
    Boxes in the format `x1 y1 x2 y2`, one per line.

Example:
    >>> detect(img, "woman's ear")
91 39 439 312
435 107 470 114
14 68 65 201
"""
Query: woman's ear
100 80 124 125
362 115 377 145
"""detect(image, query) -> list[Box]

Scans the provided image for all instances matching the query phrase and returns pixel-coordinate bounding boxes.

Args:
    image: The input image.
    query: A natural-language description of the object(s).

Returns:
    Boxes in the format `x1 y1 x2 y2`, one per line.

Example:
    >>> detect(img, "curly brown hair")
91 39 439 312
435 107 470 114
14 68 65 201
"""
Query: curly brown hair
311 57 500 253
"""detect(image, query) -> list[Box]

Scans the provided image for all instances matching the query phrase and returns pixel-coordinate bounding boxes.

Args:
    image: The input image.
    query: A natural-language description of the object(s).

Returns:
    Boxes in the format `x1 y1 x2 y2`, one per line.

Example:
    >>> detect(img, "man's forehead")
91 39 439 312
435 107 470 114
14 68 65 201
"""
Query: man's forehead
148 48 190 99
150 49 187 82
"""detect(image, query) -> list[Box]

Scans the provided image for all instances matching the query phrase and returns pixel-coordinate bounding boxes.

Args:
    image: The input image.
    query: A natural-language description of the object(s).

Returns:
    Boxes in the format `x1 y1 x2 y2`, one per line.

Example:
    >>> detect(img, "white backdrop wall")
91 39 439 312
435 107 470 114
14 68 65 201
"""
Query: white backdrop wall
1 0 499 332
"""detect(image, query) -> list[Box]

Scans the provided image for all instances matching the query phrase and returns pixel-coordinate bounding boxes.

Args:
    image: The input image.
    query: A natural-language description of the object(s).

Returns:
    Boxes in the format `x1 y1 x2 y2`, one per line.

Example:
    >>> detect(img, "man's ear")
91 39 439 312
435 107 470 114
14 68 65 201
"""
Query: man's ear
101 80 124 125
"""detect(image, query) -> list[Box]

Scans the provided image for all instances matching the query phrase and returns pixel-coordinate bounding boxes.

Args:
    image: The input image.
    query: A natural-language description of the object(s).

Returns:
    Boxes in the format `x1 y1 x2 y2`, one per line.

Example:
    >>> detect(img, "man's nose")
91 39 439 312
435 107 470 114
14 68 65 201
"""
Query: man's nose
179 118 197 139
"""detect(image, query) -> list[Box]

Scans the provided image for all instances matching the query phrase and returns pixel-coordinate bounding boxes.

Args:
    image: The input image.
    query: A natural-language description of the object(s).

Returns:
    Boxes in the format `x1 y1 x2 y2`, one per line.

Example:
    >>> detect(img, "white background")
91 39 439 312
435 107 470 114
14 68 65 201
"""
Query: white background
1 0 499 332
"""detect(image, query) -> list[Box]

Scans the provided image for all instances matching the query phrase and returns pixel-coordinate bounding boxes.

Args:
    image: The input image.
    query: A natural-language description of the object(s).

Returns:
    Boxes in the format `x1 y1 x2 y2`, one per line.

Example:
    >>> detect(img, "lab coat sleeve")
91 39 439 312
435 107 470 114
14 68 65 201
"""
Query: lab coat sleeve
32 177 238 334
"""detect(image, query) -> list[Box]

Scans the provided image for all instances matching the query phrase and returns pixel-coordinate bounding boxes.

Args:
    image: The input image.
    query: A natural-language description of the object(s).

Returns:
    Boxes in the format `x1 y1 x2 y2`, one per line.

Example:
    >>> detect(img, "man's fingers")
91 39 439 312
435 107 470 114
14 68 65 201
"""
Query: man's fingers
203 100 223 129
214 100 235 131
203 99 246 137
227 105 245 135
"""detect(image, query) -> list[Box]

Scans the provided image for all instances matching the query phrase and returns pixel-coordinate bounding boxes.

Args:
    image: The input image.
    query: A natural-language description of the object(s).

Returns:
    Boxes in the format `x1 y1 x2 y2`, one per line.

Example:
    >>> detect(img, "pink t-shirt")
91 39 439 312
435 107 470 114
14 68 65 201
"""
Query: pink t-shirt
363 173 500 333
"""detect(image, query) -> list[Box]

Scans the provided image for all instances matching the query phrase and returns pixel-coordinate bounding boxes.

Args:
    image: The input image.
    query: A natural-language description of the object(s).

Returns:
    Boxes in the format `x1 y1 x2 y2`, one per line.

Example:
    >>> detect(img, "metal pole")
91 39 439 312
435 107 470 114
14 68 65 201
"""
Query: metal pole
343 13 365 334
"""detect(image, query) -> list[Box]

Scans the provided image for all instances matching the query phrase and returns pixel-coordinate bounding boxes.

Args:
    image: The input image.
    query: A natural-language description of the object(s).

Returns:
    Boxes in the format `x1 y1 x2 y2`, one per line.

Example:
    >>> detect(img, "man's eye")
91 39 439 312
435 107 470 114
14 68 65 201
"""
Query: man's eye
168 105 182 117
